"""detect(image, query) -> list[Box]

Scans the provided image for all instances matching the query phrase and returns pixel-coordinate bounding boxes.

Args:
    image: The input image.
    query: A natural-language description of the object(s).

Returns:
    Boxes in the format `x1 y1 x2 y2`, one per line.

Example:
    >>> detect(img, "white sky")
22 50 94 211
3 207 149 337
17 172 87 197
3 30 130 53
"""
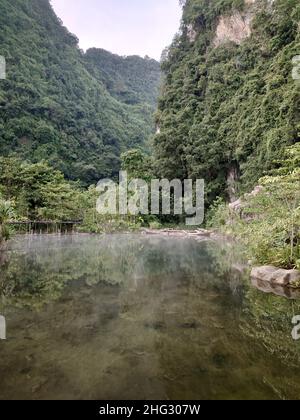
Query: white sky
51 0 182 60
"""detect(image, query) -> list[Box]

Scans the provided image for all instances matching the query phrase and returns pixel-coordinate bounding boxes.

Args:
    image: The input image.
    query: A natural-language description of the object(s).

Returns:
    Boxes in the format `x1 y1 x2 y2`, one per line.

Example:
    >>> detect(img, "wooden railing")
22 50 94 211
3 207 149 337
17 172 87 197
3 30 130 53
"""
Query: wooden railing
8 220 82 225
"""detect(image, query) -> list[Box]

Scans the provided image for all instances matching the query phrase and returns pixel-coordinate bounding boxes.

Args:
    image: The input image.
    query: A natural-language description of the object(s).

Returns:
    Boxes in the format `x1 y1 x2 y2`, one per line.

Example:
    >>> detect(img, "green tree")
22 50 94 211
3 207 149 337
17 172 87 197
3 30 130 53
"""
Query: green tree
0 196 14 243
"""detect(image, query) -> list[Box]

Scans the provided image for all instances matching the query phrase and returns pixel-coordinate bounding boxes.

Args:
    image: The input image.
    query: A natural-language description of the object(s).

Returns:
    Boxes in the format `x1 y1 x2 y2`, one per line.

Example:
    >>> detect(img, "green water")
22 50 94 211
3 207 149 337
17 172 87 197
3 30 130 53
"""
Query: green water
0 234 300 400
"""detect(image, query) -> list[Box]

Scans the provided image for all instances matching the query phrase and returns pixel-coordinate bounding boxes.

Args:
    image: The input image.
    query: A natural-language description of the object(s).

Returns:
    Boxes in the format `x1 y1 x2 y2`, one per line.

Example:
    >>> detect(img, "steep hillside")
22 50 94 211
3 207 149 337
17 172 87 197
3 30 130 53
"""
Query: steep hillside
154 0 300 204
84 49 160 107
0 0 161 185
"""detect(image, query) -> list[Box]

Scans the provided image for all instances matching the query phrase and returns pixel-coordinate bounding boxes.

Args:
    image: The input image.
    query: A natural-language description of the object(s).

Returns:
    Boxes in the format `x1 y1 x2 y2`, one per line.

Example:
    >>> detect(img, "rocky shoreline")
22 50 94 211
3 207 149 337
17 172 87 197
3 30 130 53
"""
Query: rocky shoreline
142 228 300 292
251 266 300 289
141 228 230 242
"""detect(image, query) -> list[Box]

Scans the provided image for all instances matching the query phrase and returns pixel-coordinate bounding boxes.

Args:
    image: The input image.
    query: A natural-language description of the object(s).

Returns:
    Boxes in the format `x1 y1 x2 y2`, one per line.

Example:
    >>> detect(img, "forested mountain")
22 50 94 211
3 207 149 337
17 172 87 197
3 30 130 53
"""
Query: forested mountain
0 0 161 185
84 49 160 107
154 0 300 204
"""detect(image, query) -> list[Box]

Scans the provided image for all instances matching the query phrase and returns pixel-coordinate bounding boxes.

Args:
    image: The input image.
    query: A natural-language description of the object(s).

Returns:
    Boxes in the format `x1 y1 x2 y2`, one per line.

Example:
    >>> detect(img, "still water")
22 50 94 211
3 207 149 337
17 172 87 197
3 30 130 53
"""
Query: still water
0 234 300 400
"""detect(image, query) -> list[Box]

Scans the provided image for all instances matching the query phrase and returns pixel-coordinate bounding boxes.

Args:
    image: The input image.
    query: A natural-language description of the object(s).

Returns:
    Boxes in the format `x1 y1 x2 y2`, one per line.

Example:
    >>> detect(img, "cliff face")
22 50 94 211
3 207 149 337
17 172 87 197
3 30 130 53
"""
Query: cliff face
154 0 300 204
213 11 253 46
213 0 277 46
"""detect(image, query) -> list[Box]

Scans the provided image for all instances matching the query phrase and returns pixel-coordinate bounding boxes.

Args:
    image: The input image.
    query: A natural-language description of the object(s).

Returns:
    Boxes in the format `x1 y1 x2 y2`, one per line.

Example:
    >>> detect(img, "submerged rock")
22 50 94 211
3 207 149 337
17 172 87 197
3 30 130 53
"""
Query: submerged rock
251 266 300 288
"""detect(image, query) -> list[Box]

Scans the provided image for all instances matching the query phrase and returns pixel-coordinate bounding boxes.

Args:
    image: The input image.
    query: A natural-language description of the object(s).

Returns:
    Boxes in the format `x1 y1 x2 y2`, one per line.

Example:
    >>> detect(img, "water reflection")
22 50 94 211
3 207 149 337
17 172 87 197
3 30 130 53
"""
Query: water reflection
0 234 300 400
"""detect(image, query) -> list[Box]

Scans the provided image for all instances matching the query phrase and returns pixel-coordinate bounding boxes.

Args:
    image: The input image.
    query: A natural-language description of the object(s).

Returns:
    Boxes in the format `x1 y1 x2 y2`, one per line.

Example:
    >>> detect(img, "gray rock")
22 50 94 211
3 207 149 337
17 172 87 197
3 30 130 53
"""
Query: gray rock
229 185 264 213
251 277 300 299
245 185 264 199
229 198 243 212
251 266 300 287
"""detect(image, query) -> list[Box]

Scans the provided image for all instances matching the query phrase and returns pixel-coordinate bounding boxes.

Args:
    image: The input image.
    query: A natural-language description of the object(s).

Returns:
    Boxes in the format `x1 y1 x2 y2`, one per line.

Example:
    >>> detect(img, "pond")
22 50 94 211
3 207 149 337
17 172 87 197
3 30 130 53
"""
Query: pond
0 234 300 400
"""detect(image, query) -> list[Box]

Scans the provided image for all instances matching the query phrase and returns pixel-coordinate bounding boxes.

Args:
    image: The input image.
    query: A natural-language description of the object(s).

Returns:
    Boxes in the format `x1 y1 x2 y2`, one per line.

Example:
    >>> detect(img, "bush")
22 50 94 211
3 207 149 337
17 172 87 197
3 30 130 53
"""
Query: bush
0 197 14 243
209 145 300 269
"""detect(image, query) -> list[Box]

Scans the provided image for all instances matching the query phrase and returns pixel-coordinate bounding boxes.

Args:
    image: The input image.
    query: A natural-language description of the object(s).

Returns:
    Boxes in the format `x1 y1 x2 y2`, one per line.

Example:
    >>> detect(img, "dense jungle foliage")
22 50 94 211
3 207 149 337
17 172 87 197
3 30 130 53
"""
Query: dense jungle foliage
0 0 160 186
209 143 300 270
151 0 300 268
154 0 300 204
0 152 157 242
84 49 160 107
0 0 300 273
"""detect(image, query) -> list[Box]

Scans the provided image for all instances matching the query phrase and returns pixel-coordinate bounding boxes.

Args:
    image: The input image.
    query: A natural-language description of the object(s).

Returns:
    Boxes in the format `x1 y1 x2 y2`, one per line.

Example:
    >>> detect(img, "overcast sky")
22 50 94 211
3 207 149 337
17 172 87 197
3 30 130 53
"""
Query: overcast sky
51 0 182 60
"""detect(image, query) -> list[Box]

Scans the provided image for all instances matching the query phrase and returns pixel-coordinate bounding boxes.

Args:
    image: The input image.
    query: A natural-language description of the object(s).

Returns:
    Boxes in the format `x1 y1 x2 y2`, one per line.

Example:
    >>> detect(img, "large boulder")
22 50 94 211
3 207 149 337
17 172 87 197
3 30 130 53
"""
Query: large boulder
251 266 300 287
